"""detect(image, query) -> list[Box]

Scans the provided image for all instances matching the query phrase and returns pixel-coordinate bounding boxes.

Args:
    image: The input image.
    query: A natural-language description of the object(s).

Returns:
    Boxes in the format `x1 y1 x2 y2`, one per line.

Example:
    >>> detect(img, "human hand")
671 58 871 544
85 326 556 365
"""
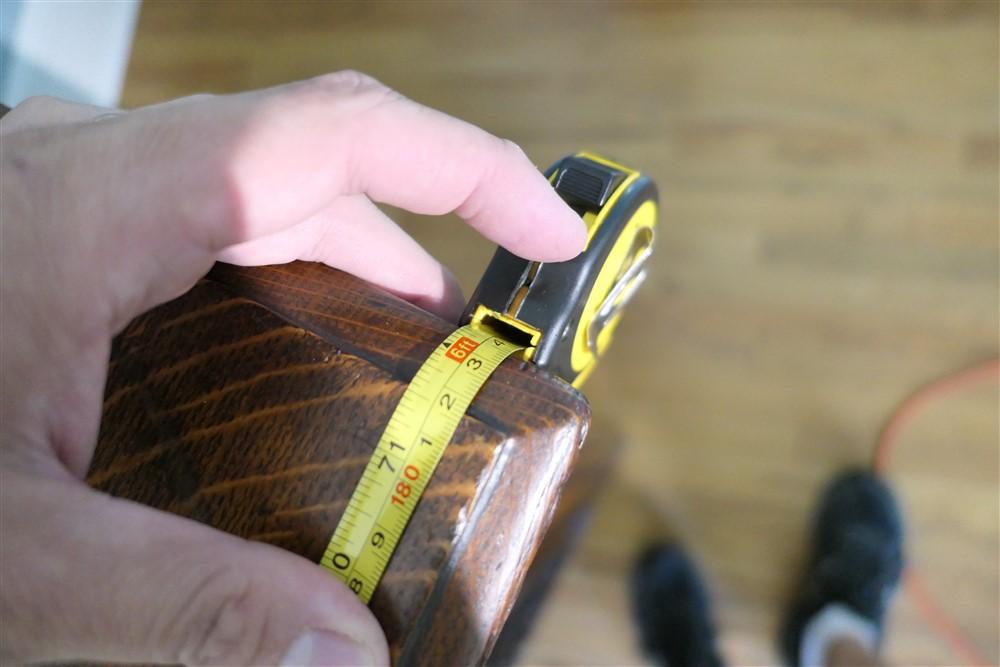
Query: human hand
0 72 585 666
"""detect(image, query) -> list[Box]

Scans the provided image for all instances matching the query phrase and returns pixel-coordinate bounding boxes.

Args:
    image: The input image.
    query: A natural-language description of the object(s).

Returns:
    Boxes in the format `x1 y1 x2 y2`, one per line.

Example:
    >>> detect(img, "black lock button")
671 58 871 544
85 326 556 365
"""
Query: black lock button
552 157 626 213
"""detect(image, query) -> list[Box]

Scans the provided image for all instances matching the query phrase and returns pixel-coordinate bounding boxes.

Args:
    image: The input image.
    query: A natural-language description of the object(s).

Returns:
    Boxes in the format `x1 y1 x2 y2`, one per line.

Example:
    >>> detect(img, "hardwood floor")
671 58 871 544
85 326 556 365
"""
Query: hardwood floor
122 2 998 664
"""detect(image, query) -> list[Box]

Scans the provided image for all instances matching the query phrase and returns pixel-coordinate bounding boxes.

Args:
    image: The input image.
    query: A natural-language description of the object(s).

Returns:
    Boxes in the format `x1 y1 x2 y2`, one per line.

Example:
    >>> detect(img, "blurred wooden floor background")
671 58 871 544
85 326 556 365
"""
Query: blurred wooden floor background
122 2 998 665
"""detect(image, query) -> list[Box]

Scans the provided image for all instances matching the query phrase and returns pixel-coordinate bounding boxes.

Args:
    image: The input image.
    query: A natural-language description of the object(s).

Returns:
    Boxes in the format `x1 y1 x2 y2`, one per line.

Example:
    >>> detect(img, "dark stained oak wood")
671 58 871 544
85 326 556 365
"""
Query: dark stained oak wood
89 261 591 666
487 417 622 666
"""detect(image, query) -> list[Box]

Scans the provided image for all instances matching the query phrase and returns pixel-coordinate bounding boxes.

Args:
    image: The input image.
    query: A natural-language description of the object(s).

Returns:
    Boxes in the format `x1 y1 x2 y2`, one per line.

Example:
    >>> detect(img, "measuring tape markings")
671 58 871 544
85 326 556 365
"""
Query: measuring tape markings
321 323 525 603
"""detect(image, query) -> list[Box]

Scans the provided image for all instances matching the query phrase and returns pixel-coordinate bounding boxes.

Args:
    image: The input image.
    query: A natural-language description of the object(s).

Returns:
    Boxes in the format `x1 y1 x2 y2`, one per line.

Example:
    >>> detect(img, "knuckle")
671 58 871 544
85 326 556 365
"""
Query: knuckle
311 69 385 93
2 96 58 133
499 138 527 160
12 95 61 116
173 92 216 105
173 566 270 666
5 95 100 128
296 70 402 108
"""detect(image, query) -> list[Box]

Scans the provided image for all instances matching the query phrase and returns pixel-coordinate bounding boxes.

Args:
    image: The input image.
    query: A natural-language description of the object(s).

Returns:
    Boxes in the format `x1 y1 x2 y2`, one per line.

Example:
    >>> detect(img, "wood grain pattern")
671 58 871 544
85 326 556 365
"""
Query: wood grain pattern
121 2 998 664
90 262 590 665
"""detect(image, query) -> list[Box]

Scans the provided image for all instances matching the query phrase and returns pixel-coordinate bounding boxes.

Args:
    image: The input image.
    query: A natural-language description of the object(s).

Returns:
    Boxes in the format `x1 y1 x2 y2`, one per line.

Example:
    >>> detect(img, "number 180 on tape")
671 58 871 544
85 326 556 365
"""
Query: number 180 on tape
320 325 525 602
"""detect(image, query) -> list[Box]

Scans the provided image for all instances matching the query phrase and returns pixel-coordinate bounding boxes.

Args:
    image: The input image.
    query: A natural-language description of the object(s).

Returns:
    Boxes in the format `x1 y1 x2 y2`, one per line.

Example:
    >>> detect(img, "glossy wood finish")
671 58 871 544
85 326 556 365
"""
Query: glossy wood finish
122 3 998 664
487 418 622 666
90 262 590 665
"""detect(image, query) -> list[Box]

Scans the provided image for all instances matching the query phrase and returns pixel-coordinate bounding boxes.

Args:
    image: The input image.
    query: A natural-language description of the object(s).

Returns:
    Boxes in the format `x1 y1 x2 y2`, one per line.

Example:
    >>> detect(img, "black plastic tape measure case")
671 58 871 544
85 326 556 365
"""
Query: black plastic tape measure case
464 153 658 385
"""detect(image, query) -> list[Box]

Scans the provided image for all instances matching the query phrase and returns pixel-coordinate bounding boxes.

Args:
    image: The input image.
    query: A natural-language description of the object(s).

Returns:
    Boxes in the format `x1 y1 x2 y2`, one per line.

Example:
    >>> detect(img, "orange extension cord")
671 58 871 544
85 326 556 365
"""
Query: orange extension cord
871 358 1000 667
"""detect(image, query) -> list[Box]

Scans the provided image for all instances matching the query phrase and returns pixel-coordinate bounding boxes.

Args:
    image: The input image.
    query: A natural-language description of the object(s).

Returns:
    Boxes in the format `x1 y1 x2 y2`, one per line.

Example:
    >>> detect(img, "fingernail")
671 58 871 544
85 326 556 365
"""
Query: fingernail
281 630 371 666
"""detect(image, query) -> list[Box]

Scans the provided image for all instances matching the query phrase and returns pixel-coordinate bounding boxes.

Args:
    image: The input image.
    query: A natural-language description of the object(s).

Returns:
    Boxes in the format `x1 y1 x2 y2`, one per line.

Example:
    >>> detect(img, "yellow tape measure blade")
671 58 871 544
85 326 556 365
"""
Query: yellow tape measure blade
320 324 524 603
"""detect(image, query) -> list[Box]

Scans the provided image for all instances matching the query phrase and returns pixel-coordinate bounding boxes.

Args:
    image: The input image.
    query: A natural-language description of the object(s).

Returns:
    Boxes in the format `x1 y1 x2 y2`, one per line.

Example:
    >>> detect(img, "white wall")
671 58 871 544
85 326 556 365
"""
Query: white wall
1 0 141 108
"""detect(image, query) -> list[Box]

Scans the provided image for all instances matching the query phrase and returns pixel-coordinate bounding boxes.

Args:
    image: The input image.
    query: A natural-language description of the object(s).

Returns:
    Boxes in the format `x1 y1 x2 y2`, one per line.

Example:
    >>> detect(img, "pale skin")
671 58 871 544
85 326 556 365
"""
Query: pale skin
0 71 586 666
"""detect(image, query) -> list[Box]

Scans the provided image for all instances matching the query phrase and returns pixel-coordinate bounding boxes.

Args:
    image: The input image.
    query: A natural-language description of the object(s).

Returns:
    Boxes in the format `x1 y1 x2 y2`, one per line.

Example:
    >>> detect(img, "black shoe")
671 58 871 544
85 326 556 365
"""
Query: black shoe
780 469 905 666
632 543 724 667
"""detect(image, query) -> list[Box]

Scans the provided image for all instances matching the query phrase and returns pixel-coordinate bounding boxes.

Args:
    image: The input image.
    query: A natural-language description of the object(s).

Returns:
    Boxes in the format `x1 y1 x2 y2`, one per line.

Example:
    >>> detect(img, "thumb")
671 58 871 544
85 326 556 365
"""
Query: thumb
0 470 389 666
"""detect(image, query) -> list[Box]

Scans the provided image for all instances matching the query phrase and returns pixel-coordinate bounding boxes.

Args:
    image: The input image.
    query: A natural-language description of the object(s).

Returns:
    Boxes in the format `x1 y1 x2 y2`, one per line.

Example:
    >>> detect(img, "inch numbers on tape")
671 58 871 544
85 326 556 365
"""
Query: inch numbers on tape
320 325 524 603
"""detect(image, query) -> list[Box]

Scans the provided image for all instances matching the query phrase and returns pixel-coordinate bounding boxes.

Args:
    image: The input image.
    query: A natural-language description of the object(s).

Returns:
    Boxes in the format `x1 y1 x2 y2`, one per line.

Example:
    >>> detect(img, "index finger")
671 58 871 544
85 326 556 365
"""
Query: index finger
136 71 587 261
3 73 588 337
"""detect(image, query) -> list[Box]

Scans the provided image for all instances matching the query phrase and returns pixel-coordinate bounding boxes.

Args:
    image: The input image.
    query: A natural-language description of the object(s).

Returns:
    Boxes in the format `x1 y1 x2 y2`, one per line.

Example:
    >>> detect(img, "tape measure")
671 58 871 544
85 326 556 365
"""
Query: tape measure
321 152 658 602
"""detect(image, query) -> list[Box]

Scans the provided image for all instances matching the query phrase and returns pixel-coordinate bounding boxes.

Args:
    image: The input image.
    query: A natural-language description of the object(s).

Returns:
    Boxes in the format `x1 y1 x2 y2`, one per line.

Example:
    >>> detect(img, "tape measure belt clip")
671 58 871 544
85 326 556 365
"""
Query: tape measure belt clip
588 223 654 355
